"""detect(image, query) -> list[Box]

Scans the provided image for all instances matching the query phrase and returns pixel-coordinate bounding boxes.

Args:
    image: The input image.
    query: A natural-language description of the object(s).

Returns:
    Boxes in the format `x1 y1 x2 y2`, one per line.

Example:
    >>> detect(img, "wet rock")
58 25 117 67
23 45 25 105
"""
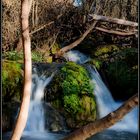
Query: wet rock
45 62 97 129
2 101 20 132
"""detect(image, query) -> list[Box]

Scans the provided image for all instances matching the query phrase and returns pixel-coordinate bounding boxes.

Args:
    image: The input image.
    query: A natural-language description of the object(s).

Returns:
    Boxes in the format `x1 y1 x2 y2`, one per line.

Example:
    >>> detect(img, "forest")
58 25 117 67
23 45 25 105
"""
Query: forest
2 0 138 140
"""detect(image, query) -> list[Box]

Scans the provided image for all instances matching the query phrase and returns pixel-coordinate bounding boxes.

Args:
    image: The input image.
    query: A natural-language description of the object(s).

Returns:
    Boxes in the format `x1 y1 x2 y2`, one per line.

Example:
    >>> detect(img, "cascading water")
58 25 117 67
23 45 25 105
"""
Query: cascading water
63 50 90 64
88 66 138 133
25 70 55 132
3 50 138 140
64 50 138 134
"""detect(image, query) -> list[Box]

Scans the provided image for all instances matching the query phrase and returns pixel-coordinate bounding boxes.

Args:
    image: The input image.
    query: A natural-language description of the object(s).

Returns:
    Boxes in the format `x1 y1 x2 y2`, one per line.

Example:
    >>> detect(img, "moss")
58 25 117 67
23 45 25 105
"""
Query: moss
45 56 53 63
94 45 119 57
31 51 44 62
61 62 94 97
46 62 96 128
51 43 61 54
61 63 95 116
88 59 102 70
63 94 82 114
2 61 23 101
3 50 44 62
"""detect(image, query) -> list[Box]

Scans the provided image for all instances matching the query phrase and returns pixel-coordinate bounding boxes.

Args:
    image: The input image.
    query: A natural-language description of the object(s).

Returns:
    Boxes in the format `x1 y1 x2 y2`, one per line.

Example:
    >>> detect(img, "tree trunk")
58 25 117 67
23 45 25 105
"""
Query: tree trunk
10 0 32 140
62 94 138 140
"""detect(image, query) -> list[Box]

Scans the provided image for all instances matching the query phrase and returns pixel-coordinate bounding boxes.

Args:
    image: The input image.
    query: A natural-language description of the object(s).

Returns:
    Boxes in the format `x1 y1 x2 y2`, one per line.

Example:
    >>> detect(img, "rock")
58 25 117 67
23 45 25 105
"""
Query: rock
2 101 20 132
85 45 138 101
45 62 97 129
104 59 138 101
44 103 66 132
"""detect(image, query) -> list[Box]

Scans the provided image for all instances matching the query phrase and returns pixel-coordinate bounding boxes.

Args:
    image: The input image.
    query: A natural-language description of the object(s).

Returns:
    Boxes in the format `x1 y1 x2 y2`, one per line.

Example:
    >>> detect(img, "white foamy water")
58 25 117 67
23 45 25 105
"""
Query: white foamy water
63 50 90 64
88 66 138 133
25 71 55 132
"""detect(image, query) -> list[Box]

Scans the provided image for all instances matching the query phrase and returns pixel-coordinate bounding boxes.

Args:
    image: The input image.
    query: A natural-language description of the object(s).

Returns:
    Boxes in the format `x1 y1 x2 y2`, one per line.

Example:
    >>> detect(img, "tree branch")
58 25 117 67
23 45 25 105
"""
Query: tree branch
16 14 62 52
55 21 98 58
89 14 138 27
62 94 138 140
95 26 137 36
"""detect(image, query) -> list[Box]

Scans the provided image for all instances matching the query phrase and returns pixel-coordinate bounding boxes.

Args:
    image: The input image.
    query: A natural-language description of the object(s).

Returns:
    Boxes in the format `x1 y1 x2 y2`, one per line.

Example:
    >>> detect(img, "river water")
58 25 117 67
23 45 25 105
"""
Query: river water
2 50 138 140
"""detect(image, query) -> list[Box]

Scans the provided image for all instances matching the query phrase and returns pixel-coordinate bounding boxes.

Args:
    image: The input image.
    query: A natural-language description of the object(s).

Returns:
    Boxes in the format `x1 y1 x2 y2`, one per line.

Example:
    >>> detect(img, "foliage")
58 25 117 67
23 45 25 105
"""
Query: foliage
88 59 102 70
3 51 44 62
63 94 82 114
94 45 119 57
51 43 61 54
61 62 94 97
2 61 23 101
31 51 44 62
61 62 96 124
3 51 23 61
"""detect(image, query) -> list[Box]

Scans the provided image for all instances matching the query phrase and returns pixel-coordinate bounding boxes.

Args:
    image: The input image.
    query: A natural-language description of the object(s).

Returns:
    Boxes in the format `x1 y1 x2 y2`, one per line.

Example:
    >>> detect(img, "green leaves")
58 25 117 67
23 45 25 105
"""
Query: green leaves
2 61 23 101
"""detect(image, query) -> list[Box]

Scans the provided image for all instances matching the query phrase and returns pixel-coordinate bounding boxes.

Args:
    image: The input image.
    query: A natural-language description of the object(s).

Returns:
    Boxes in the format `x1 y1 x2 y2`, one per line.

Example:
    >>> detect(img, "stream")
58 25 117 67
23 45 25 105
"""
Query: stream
2 50 138 140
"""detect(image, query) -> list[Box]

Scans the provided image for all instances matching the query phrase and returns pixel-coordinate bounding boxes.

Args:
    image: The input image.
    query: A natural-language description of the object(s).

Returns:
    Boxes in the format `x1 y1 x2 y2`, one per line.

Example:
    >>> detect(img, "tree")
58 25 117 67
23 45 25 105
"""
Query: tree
62 94 138 140
10 0 33 140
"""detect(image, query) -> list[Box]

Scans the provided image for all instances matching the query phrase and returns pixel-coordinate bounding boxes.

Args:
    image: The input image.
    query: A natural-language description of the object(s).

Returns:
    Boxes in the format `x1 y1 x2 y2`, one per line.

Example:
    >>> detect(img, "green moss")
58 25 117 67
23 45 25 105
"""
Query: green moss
47 62 97 128
2 61 23 101
61 62 94 97
94 45 119 56
3 51 23 61
64 94 82 114
88 59 102 70
51 43 61 54
3 50 44 62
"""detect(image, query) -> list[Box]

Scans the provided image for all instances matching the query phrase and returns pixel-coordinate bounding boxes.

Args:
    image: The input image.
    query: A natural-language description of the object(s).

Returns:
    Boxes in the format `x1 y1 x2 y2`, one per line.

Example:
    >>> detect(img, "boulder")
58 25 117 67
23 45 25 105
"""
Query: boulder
45 62 97 128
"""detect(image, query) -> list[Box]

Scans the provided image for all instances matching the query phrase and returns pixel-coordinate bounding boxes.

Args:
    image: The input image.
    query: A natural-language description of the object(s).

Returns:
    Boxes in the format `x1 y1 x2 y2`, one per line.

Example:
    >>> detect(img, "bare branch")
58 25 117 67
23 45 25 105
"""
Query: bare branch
55 21 98 58
95 26 137 36
89 14 138 27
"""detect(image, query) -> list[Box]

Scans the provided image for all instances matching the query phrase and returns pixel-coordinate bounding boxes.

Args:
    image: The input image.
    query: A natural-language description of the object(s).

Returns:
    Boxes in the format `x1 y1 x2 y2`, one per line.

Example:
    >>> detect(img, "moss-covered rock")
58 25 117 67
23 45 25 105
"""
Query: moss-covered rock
87 45 138 101
94 45 119 56
2 60 23 102
45 62 96 128
91 44 120 63
51 43 61 54
103 48 138 101
87 59 102 70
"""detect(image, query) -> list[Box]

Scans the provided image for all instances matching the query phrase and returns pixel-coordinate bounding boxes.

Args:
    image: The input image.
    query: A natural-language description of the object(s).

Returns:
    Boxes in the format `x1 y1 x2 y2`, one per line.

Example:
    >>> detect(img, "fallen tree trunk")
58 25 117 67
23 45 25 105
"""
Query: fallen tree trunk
95 26 137 36
89 14 138 27
62 94 138 140
55 21 98 58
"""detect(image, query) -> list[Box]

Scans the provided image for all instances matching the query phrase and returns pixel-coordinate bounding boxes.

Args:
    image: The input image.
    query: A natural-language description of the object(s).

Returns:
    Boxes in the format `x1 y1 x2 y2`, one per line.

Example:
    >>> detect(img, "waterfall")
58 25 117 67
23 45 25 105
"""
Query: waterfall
3 50 138 140
63 50 90 64
88 66 138 133
25 70 55 132
65 50 138 134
